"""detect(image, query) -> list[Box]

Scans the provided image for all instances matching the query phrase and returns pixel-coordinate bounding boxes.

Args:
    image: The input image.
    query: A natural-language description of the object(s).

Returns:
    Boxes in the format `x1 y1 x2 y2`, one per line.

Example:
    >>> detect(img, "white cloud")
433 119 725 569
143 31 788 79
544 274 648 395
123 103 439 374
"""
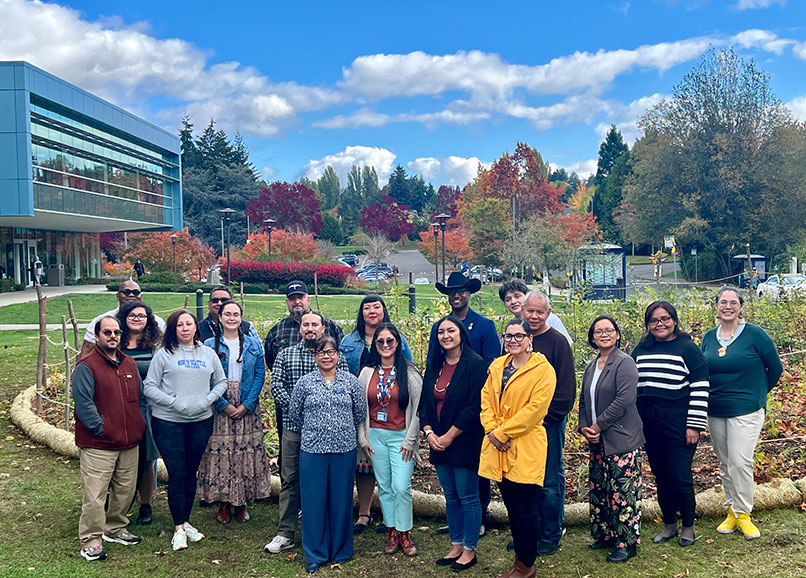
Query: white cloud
302 146 397 186
313 108 489 129
787 96 806 121
732 29 795 54
560 159 598 179
408 156 486 186
734 0 785 10
260 166 276 181
595 93 668 144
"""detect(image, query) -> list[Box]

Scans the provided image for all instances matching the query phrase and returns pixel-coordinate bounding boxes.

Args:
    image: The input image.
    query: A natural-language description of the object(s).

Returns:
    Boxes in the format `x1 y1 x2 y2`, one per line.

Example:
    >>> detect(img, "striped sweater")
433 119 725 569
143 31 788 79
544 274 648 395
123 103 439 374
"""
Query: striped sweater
631 335 710 430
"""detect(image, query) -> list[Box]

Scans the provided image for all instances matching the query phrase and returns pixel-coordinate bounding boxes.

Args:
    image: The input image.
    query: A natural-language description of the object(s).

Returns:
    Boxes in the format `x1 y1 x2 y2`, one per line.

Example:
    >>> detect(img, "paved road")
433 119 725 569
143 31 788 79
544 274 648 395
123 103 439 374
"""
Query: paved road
385 249 439 284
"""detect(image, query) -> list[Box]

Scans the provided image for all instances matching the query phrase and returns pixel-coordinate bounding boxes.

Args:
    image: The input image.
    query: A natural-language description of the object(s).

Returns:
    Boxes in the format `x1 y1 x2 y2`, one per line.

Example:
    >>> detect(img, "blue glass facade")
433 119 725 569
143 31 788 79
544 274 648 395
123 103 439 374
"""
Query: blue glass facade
0 61 182 285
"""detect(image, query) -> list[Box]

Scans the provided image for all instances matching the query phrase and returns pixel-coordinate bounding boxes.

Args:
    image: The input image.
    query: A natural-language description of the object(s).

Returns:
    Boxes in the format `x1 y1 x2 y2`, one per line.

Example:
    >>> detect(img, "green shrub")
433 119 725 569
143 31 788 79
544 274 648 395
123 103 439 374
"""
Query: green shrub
139 271 184 284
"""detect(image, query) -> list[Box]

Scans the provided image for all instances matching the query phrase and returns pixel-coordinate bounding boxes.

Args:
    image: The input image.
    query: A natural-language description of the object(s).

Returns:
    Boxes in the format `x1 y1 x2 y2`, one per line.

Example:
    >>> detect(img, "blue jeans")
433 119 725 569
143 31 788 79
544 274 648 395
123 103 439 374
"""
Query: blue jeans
537 417 567 545
435 464 481 551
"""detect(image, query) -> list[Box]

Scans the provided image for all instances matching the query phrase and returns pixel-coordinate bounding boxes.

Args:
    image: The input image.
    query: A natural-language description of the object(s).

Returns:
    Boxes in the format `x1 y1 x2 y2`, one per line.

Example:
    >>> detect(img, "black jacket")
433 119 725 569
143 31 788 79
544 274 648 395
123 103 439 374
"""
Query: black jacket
418 348 488 469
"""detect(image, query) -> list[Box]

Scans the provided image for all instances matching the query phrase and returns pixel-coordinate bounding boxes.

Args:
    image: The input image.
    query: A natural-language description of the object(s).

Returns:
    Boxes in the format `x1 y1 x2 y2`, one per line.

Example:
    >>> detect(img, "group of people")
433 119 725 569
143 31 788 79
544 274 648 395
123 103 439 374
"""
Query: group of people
71 275 782 578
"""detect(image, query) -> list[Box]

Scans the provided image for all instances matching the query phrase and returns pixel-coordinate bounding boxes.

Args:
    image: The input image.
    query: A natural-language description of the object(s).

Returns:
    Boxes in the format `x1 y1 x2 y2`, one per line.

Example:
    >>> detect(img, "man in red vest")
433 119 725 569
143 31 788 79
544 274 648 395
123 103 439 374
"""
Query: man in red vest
72 316 147 561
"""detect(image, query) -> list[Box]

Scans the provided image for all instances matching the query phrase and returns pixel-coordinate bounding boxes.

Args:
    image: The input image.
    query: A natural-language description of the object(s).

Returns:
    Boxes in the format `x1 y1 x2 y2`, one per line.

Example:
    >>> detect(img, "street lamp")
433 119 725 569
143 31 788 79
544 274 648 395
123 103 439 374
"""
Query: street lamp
219 207 237 284
263 218 277 260
431 223 440 284
436 213 451 283
170 233 178 273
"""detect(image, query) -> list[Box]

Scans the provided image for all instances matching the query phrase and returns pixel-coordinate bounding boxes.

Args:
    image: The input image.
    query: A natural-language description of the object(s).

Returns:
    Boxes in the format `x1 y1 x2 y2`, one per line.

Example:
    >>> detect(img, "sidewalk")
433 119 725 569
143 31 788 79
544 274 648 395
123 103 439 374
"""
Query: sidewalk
0 284 108 307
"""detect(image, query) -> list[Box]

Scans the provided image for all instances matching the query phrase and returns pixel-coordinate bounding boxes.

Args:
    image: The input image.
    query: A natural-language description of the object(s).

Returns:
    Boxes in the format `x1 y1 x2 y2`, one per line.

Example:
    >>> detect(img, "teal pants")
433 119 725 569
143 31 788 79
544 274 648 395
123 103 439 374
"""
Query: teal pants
369 427 415 532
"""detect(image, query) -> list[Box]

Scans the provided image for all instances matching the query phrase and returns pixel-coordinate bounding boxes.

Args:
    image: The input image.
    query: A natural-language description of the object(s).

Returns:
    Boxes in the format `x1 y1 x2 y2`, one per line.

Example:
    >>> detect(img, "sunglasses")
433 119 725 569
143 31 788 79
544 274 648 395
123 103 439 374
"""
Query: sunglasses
209 297 229 304
119 288 141 297
375 337 397 347
101 329 122 337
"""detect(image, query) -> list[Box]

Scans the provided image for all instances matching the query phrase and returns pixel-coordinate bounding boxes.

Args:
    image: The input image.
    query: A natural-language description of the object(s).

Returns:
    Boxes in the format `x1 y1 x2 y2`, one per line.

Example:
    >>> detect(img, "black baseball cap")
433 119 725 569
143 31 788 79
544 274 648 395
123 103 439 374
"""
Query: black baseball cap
285 280 308 297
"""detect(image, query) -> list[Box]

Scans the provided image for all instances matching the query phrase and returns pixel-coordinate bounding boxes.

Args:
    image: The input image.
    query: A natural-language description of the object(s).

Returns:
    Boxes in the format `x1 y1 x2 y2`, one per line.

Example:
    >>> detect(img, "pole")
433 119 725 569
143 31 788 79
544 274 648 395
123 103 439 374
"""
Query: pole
268 228 273 259
432 225 439 284
673 252 677 290
171 236 177 273
36 285 46 414
408 272 416 314
226 217 231 284
62 315 72 430
195 289 204 321
441 225 446 282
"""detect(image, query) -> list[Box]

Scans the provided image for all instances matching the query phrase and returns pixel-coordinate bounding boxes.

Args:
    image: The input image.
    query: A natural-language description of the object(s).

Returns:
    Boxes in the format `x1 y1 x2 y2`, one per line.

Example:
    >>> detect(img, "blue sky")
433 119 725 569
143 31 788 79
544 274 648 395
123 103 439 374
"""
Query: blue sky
2 0 805 187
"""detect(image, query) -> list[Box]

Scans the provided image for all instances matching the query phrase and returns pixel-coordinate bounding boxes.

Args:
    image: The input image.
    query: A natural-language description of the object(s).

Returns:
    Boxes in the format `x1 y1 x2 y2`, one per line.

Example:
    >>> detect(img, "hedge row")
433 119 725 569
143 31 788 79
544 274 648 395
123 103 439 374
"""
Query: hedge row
228 260 353 287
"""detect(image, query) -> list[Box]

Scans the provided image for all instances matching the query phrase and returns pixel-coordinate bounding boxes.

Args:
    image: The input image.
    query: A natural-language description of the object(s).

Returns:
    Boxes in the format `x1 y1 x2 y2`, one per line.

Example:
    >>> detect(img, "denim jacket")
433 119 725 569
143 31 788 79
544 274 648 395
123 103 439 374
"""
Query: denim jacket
204 334 266 413
339 329 414 377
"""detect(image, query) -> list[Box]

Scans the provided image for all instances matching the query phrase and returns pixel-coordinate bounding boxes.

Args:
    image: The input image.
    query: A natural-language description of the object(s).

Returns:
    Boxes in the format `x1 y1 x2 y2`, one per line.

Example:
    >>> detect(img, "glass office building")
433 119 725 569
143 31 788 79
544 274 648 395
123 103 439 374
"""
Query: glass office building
0 61 182 285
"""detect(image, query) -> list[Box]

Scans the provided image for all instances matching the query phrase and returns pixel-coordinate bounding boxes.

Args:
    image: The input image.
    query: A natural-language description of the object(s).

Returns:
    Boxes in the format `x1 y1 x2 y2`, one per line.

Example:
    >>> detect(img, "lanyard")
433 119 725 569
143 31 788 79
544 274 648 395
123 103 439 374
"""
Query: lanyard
376 365 397 408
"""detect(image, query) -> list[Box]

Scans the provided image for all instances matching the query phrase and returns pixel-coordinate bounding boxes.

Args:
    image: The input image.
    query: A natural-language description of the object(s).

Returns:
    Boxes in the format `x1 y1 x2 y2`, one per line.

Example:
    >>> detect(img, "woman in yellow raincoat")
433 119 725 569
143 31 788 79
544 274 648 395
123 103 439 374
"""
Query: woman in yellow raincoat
479 319 556 578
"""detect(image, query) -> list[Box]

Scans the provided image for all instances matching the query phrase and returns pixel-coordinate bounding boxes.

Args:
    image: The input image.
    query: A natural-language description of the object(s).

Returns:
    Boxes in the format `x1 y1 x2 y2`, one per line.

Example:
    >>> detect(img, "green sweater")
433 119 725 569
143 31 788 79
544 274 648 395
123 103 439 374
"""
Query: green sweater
701 323 782 418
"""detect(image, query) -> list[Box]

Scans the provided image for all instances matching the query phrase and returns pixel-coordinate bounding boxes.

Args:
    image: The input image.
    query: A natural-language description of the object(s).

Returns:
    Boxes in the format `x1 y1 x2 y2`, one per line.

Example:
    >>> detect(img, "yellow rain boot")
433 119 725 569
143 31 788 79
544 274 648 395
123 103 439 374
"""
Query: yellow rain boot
736 513 761 539
716 507 737 534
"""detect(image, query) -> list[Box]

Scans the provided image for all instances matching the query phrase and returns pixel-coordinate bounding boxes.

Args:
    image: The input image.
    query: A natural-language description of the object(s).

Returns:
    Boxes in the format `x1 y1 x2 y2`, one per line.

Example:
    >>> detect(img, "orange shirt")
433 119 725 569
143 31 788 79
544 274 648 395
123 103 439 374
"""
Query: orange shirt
434 361 458 420
368 368 406 430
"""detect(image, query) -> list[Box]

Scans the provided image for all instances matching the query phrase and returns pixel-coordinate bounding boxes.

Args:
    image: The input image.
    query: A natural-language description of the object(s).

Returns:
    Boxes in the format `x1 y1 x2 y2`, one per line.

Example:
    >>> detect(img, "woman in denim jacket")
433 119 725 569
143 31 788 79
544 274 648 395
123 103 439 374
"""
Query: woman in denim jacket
199 300 271 524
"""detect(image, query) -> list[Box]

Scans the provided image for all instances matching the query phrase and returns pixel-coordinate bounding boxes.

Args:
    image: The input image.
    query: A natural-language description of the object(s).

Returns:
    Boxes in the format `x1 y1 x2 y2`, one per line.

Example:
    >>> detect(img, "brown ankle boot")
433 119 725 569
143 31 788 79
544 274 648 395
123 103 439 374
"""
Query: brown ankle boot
384 527 400 554
216 502 231 524
509 559 535 578
234 504 250 522
399 530 417 556
496 556 519 578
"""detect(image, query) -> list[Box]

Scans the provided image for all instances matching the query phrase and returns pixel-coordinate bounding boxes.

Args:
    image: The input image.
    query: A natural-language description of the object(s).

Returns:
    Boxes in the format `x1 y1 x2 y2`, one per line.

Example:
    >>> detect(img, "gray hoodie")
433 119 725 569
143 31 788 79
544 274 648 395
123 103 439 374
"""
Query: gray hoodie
143 344 227 423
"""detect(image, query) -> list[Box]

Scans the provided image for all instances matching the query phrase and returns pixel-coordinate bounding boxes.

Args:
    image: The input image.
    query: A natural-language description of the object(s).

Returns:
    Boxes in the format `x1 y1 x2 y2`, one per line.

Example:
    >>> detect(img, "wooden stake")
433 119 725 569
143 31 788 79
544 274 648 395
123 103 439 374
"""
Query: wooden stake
184 294 189 309
62 315 72 430
240 282 244 310
67 299 80 353
36 286 46 414
314 272 320 310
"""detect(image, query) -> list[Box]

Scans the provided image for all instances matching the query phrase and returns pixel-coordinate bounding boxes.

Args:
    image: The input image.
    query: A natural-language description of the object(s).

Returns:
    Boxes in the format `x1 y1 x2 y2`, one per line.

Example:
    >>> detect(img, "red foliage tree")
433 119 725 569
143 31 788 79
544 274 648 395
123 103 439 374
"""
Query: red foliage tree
235 230 319 262
360 196 414 241
435 185 463 219
246 181 323 234
417 225 473 269
120 229 217 280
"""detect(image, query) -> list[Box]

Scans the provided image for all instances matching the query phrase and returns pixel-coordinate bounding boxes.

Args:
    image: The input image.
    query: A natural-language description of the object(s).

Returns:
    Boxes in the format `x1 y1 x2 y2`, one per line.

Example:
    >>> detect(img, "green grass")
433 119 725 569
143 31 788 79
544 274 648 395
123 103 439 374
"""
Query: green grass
3 316 806 576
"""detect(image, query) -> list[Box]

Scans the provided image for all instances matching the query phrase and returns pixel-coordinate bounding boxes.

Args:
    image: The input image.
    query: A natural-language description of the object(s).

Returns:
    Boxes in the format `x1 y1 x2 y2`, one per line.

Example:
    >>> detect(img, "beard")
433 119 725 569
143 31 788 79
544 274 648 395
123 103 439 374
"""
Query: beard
303 336 318 349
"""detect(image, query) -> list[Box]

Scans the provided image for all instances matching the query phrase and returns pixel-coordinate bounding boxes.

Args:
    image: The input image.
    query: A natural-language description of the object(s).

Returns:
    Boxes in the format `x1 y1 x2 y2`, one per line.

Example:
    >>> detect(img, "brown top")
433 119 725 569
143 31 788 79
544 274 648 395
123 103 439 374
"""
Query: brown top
434 361 458 421
368 368 406 430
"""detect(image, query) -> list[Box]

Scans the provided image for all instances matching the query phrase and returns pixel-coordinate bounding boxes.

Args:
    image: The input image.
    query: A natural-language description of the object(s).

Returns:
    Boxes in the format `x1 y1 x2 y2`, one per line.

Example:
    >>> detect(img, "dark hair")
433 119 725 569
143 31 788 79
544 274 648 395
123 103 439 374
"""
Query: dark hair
210 285 232 298
315 335 338 353
162 309 201 354
499 279 529 302
716 286 744 306
301 310 325 326
506 318 531 333
638 300 689 347
427 315 472 377
355 294 390 339
117 301 162 351
365 322 414 412
213 300 244 363
587 315 622 349
94 315 120 336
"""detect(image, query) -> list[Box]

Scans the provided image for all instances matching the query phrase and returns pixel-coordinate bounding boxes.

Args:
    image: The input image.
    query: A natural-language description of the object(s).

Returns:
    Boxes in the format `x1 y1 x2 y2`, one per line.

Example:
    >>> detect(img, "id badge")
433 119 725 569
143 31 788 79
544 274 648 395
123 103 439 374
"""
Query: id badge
376 411 387 422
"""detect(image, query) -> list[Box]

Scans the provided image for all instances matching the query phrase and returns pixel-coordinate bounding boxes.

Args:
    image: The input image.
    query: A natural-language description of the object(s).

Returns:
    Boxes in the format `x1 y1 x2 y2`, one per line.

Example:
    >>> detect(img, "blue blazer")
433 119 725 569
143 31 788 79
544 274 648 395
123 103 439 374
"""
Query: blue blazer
204 334 266 413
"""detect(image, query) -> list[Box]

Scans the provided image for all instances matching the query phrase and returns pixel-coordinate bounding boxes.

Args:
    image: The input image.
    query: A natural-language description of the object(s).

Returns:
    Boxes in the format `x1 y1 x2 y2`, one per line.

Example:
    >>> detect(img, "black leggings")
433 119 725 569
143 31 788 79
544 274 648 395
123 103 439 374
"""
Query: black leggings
499 478 540 567
151 416 214 526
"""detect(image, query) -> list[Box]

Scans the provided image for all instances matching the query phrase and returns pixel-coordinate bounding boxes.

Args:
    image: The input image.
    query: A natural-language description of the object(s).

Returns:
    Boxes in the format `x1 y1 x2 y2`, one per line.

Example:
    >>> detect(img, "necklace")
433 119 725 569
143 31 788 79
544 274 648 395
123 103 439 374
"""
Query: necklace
434 362 455 393
376 365 397 407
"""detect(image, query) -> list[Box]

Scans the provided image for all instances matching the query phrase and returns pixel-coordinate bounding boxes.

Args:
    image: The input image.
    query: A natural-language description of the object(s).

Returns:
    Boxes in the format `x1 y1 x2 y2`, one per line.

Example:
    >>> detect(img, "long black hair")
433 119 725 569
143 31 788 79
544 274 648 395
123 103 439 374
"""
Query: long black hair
638 300 690 347
355 294 391 339
427 315 473 377
162 309 202 354
587 315 622 350
213 299 245 363
365 322 414 411
117 301 162 351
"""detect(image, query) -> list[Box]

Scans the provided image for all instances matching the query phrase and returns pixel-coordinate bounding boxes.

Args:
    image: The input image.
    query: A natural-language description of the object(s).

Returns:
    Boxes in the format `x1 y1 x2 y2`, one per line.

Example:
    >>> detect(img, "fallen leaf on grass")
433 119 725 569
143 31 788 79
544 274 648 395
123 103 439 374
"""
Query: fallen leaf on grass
0 473 9 479
329 563 342 570
5 435 14 440
660 554 669 560
154 550 167 556
705 538 714 544
672 570 690 578
23 466 31 471
798 502 806 512
285 553 297 561
418 526 430 531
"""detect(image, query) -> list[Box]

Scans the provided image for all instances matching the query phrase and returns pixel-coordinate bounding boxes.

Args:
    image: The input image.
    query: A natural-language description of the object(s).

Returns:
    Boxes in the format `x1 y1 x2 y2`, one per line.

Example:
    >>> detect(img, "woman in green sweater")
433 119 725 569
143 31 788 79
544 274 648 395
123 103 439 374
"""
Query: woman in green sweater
701 286 782 539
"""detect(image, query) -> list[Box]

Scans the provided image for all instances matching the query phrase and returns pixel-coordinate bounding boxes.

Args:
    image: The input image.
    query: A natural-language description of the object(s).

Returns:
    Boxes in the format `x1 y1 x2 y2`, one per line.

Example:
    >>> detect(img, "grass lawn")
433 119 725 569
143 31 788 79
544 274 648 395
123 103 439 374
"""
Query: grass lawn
2 324 806 576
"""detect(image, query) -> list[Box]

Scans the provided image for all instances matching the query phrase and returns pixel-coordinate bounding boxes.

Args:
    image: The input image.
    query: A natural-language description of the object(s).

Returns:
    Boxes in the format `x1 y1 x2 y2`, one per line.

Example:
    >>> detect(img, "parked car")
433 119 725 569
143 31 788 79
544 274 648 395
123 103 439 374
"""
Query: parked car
469 265 504 283
340 254 358 267
413 277 430 285
358 272 390 285
757 273 806 300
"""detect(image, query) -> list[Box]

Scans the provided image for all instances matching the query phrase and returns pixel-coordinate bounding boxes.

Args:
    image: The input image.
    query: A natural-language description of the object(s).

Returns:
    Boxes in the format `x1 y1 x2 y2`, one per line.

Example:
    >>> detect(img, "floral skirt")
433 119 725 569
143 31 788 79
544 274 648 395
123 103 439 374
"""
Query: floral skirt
588 444 642 548
197 381 272 505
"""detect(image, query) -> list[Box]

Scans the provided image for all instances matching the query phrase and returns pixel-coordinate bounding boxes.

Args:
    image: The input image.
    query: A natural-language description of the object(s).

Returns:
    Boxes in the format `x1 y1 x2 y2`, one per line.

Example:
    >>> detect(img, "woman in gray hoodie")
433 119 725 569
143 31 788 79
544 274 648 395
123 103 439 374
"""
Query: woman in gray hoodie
144 309 227 552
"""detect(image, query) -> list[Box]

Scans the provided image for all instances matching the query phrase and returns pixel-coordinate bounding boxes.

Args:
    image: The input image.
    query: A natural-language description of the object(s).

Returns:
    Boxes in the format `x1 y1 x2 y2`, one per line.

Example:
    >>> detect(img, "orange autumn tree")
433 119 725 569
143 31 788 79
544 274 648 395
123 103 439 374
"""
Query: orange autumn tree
418 221 473 270
120 229 217 280
235 230 318 262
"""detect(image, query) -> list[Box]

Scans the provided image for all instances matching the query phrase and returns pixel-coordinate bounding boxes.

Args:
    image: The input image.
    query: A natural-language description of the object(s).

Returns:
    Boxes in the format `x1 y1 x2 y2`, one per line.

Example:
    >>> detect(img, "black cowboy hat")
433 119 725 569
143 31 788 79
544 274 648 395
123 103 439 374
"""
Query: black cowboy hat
436 271 482 295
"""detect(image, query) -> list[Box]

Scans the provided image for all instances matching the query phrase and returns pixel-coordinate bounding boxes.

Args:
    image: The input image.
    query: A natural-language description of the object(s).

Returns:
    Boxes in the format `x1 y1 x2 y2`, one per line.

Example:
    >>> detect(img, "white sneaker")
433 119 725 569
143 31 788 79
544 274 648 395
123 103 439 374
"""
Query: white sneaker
183 522 205 542
264 535 294 553
172 528 188 551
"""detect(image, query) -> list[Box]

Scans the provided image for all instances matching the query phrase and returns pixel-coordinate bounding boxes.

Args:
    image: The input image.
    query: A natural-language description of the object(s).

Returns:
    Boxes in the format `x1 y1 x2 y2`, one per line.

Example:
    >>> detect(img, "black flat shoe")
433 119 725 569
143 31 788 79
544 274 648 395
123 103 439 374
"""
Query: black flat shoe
679 535 696 547
353 514 372 535
506 539 514 551
435 555 461 566
653 531 678 543
606 545 637 563
450 555 477 572
588 539 613 550
537 541 560 556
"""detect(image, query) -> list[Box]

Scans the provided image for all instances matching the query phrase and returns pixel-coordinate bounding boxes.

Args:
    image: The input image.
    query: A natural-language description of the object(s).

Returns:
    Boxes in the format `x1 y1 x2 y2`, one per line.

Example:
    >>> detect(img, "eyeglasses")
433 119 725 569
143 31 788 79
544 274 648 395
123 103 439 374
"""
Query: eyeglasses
101 329 122 337
119 289 141 297
375 337 396 347
648 316 672 326
126 313 148 321
503 333 529 343
315 349 338 358
220 312 241 319
209 297 229 304
594 328 617 336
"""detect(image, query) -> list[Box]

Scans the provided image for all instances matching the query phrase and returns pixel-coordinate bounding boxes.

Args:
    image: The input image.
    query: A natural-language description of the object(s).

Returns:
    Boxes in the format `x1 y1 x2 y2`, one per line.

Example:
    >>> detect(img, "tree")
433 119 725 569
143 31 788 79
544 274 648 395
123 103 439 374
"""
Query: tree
246 181 323 234
592 146 632 243
417 225 472 269
319 211 343 245
119 229 217 280
435 185 462 218
317 166 341 210
359 196 414 241
594 125 629 184
237 230 318 262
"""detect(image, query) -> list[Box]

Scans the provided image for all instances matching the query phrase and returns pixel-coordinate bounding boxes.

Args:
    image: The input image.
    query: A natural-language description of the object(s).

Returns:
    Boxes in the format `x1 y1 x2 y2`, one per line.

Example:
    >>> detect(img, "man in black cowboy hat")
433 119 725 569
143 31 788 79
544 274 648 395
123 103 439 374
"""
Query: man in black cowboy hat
425 271 500 367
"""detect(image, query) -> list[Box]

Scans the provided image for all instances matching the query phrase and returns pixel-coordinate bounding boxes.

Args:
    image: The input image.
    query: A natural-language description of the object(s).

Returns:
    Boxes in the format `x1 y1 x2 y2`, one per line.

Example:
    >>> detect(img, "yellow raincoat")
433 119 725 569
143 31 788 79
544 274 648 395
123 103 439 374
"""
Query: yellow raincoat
478 353 556 485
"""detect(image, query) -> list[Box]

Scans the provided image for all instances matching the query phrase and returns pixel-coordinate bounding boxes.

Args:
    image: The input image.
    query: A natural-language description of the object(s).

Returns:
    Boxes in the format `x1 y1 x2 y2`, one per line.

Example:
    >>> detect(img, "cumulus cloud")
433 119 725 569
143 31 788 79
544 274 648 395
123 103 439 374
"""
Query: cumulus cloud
732 29 795 54
261 166 276 181
594 93 668 144
302 146 397 185
733 0 785 9
787 96 806 121
560 159 598 179
407 156 486 186
313 108 489 129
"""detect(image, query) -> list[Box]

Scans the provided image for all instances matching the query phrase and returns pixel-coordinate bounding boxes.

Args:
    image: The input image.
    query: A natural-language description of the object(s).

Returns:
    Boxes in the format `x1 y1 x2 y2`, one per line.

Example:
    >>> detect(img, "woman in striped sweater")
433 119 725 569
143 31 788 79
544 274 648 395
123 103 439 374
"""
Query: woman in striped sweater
631 301 709 547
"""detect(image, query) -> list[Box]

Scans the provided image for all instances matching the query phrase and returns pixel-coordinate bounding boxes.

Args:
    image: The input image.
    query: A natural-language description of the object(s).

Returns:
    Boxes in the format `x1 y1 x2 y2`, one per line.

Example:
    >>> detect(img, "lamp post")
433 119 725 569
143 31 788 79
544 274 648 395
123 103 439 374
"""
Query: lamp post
431 223 439 284
436 213 450 283
219 207 237 283
170 233 178 273
263 218 277 259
